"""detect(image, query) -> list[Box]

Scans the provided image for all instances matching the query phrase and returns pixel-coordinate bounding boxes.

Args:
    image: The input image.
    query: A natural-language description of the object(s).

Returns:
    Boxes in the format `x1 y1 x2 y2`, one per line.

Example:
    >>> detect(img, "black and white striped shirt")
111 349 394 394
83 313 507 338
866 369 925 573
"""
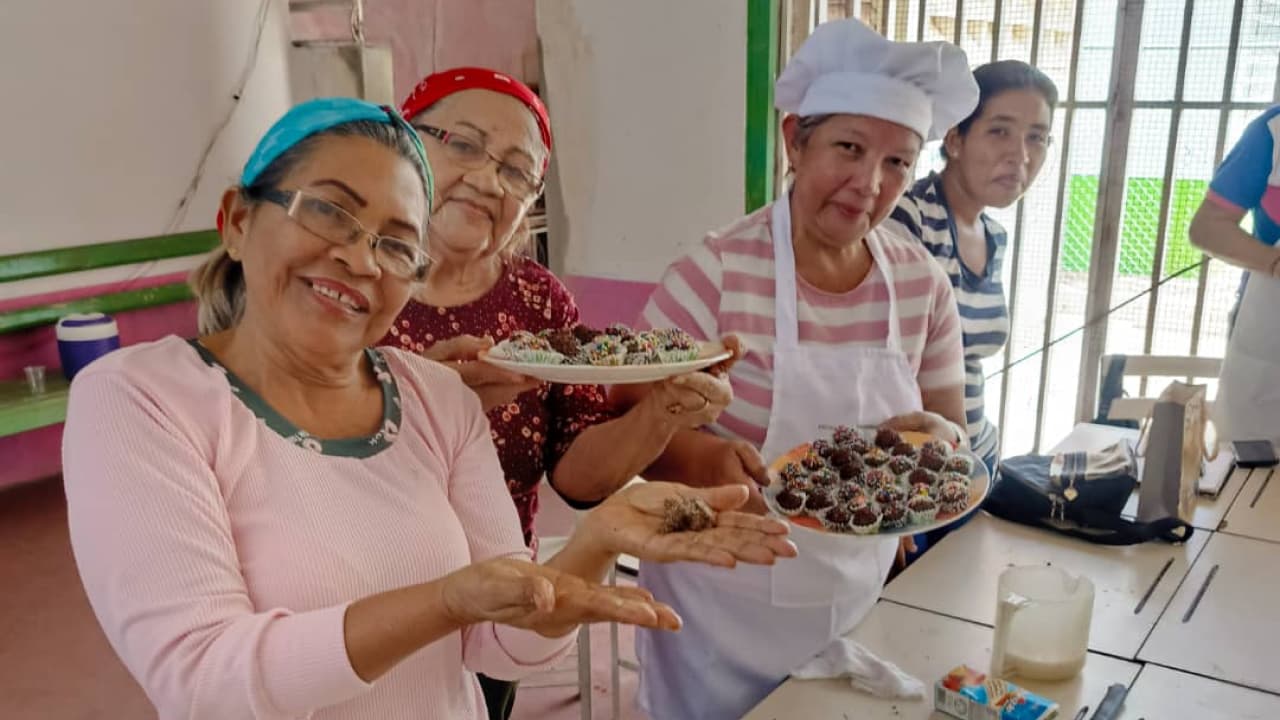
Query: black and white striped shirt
884 172 1009 470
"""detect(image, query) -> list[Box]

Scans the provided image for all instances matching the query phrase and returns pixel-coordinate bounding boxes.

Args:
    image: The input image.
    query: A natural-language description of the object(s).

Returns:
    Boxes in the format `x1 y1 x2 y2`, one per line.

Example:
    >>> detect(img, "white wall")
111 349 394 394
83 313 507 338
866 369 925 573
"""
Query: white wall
536 0 748 283
0 0 294 299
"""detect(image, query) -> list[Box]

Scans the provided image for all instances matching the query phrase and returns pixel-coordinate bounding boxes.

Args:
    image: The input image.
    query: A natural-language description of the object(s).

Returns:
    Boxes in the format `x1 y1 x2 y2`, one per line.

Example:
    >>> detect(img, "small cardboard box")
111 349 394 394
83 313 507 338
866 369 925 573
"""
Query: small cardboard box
935 665 1059 720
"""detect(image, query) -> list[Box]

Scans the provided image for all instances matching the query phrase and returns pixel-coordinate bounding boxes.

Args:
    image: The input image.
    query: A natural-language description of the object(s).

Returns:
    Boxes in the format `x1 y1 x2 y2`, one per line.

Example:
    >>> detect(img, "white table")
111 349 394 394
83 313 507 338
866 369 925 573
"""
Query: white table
745 423 1280 719
1220 465 1280 542
1119 665 1280 719
1138 532 1280 695
882 513 1207 658
742 602 1140 720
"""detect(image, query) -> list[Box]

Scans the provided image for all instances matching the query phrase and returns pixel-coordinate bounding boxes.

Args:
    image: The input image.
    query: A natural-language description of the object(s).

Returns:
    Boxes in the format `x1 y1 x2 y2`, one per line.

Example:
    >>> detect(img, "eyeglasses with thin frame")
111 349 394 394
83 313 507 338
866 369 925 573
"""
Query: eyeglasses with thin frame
257 188 433 280
412 124 544 200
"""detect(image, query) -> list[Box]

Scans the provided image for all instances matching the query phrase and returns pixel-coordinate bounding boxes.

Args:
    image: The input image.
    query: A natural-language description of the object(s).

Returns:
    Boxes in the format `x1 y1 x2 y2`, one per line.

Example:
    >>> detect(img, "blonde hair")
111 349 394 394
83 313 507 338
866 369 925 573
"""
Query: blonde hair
189 246 246 335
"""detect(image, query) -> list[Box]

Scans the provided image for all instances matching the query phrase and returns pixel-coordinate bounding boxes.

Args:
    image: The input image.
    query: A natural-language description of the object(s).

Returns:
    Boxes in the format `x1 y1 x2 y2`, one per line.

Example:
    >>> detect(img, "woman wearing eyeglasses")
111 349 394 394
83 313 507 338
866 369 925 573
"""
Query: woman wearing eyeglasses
62 98 794 720
382 68 741 718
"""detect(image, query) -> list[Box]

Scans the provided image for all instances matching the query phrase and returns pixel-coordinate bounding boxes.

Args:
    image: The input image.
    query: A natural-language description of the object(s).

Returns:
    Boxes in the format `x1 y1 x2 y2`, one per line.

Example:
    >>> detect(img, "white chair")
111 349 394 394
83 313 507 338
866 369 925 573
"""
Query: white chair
1095 354 1222 423
523 518 596 720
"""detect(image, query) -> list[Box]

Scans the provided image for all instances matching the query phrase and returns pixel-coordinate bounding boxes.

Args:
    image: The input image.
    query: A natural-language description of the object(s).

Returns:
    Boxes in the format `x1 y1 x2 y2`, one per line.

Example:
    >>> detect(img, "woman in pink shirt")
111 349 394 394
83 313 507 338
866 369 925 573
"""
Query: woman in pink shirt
62 98 794 720
620 21 975 719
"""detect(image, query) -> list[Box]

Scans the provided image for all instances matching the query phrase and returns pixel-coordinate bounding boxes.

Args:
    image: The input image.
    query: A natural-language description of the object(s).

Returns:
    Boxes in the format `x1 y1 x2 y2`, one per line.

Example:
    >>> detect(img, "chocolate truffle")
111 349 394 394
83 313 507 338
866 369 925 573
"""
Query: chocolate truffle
862 447 890 467
775 487 807 514
820 505 854 532
888 456 916 475
880 501 909 529
809 468 839 488
921 439 953 457
801 452 826 471
918 448 947 472
850 505 882 534
875 427 902 449
891 441 918 458
944 455 974 475
907 467 937 487
804 488 836 514
659 497 716 533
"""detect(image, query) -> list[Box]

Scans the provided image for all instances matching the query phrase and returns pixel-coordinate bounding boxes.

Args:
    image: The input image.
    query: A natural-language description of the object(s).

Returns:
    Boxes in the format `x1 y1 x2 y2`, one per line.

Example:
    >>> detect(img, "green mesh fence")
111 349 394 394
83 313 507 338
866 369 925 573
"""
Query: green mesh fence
1061 176 1209 276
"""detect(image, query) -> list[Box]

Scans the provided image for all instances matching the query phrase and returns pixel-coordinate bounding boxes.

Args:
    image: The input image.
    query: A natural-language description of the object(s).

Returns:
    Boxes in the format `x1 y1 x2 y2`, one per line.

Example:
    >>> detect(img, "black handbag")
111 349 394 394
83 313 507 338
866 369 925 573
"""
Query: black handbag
984 441 1194 545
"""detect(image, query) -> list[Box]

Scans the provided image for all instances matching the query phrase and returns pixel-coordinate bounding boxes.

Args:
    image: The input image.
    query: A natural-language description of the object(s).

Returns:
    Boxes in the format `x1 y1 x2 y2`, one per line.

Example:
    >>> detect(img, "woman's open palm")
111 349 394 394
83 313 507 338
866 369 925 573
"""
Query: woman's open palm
584 482 796 568
440 558 682 638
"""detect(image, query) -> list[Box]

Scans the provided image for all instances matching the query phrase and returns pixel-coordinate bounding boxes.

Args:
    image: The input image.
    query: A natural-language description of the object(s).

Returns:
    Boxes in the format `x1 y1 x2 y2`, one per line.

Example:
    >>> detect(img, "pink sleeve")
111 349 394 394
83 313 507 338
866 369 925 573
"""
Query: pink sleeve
635 237 724 342
1205 188 1248 214
62 369 372 720
441 379 575 679
917 266 966 394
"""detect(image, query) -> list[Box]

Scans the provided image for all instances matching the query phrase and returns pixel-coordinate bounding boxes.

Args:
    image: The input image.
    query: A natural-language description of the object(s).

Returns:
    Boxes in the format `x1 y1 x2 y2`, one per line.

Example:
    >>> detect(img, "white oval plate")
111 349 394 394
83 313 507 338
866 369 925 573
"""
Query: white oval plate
762 433 991 542
479 341 732 385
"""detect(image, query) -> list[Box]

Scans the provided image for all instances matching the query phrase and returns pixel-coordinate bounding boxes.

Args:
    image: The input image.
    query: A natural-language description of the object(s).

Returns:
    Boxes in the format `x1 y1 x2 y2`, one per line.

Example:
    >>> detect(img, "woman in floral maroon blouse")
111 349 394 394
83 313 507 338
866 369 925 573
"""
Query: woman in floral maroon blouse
381 67 737 720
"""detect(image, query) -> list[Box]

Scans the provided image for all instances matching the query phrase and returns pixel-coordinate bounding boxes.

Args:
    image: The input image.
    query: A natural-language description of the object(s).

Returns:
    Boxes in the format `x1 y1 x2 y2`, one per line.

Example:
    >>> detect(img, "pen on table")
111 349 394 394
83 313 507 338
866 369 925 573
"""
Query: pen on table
1072 707 1089 720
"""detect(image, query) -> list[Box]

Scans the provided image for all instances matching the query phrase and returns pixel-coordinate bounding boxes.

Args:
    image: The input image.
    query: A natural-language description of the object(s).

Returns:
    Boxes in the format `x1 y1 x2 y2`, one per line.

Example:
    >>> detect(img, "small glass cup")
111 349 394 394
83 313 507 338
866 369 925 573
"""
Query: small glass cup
24 365 46 395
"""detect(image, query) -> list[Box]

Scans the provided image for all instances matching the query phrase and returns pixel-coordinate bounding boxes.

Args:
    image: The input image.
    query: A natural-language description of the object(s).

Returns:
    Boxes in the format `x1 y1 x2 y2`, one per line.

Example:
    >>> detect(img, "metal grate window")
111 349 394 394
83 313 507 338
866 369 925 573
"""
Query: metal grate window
782 0 1280 453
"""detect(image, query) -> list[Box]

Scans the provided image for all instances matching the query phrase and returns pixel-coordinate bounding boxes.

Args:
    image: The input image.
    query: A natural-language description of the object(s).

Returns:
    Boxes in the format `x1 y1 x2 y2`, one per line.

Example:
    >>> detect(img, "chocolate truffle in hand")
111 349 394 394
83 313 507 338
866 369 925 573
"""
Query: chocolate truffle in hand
659 496 716 533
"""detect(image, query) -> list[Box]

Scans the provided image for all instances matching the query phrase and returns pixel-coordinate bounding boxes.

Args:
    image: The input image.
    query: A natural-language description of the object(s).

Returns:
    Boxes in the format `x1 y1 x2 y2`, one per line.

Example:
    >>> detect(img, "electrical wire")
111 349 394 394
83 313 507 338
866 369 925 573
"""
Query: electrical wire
984 258 1209 381
163 0 275 236
106 0 276 296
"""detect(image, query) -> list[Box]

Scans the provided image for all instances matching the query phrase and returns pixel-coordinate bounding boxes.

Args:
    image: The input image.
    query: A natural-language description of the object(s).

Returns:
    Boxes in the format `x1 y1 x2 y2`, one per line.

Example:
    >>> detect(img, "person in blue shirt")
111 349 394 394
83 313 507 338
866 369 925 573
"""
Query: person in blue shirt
1190 105 1280 443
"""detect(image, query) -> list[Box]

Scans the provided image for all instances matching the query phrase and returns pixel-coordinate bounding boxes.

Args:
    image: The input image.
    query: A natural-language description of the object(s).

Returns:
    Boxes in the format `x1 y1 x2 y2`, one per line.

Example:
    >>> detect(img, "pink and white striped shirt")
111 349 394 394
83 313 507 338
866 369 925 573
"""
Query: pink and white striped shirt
638 203 965 447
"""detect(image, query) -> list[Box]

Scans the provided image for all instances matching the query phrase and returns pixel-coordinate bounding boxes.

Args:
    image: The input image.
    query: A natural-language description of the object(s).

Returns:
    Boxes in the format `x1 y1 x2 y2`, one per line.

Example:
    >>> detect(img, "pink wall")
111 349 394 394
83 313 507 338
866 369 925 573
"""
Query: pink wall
0 298 198 490
290 0 540 101
563 275 657 330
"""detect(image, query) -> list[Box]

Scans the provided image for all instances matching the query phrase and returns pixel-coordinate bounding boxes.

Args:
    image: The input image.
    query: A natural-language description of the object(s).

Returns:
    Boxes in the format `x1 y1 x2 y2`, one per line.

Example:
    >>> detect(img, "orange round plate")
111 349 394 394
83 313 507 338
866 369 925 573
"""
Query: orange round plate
763 428 990 540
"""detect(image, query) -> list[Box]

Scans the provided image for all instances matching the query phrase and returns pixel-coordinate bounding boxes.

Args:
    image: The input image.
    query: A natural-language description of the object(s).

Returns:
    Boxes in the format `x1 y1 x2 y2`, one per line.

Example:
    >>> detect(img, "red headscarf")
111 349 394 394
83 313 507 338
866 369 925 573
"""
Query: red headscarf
400 67 553 171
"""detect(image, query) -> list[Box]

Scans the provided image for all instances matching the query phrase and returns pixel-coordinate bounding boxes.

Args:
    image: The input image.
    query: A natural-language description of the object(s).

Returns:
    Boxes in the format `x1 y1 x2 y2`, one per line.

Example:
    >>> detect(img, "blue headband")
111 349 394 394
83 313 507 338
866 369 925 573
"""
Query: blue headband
240 97 434 208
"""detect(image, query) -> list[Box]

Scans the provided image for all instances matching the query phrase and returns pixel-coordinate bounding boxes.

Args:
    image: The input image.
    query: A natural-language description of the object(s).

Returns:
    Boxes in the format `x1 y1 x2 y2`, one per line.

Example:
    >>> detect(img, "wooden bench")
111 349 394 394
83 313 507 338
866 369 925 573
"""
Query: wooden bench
0 230 218 438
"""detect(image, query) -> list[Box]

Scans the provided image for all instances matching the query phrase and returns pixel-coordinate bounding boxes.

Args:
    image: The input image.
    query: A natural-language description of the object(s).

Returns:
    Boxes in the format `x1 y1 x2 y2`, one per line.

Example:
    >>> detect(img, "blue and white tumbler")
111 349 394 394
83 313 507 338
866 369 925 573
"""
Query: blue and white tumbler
56 312 121 380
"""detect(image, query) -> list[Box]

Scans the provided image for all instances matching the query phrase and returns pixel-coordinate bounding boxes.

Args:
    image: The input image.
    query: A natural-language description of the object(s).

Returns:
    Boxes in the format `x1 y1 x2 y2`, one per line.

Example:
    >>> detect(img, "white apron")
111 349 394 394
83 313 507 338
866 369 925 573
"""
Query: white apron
635 199 923 720
1215 271 1280 443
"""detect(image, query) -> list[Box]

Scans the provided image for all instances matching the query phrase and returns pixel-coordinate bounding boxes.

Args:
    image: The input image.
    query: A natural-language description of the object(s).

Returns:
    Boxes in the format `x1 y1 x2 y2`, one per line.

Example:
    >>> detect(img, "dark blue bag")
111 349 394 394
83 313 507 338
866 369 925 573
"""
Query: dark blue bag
984 441 1194 545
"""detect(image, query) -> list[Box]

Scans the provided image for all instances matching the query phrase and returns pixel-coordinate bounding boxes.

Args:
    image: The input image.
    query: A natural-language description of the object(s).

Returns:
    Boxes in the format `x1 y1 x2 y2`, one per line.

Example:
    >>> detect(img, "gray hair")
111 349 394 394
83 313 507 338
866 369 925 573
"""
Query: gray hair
792 114 836 148
190 119 428 335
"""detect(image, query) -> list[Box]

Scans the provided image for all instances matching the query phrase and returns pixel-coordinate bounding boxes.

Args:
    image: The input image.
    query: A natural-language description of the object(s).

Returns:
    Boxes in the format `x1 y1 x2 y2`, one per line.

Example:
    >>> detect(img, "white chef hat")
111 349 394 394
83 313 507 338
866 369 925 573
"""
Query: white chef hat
775 19 979 142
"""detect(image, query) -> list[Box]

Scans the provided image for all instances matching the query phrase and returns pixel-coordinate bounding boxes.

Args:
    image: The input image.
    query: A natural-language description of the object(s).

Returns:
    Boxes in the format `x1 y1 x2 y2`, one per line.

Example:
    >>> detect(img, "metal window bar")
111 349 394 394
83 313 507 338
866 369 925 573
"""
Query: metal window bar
1073 0 1146 425
1028 0 1089 452
1136 0 1198 399
991 0 1005 62
1014 0 1047 451
784 0 1272 452
1029 0 1045 68
1191 0 1247 357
